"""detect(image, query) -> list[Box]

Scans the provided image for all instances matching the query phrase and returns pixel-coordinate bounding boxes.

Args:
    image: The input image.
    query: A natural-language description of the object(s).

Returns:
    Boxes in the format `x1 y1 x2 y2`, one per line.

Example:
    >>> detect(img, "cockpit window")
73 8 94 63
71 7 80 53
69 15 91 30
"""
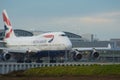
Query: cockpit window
59 34 67 36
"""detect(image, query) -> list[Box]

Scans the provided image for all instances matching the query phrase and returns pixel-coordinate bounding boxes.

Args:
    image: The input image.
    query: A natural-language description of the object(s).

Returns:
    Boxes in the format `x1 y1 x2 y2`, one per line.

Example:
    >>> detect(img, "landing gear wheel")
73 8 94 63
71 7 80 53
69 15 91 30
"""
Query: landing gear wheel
25 59 32 63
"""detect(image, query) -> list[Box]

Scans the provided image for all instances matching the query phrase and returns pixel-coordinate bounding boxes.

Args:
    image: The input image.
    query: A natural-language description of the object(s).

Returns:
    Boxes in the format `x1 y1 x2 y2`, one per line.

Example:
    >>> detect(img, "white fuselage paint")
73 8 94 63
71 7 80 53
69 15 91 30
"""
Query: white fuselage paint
4 32 72 52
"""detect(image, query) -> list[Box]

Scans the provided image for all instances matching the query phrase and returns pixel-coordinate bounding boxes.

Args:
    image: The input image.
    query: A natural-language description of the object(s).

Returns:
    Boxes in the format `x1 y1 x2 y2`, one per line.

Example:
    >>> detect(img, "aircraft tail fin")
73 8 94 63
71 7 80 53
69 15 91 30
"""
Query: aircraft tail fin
2 9 16 39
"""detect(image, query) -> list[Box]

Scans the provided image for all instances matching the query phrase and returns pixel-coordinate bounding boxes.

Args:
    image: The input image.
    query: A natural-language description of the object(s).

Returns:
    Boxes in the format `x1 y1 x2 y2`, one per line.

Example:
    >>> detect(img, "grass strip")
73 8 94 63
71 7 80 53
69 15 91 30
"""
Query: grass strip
23 64 120 77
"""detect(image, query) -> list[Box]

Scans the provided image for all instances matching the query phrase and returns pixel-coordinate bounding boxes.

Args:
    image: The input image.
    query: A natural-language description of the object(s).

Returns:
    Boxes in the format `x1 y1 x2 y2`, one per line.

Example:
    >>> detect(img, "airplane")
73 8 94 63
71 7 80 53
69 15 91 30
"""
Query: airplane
0 9 72 62
0 9 112 62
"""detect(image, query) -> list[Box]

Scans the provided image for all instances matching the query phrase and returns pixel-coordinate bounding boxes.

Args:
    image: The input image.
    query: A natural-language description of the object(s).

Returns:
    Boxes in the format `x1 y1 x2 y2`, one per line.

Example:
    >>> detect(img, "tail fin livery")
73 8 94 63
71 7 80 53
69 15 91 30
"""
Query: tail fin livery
2 9 16 39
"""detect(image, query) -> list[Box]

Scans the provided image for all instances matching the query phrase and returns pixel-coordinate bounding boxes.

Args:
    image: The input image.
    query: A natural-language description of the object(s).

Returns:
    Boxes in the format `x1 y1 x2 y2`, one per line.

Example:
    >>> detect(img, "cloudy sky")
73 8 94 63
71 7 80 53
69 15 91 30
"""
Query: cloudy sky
0 0 120 40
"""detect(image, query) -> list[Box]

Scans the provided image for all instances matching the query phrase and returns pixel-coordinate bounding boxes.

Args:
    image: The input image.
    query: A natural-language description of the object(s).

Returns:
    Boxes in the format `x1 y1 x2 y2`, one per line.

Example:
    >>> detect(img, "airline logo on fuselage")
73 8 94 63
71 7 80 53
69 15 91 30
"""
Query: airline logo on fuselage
33 34 54 44
43 34 54 43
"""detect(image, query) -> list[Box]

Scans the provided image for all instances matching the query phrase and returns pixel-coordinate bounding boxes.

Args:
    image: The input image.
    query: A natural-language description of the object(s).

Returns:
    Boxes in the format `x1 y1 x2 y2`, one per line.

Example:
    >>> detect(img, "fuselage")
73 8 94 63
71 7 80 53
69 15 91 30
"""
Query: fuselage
4 32 72 52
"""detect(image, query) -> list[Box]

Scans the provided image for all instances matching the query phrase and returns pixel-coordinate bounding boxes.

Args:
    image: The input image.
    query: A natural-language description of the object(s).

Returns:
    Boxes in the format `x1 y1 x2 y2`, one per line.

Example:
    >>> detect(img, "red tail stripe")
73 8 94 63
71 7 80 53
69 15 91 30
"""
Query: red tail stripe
5 29 13 38
44 34 54 38
3 12 11 26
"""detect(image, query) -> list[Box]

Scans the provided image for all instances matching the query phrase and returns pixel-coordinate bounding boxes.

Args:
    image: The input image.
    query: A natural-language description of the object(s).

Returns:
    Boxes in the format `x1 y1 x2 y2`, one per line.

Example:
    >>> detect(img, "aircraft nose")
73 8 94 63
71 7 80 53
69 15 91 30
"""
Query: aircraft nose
65 40 72 50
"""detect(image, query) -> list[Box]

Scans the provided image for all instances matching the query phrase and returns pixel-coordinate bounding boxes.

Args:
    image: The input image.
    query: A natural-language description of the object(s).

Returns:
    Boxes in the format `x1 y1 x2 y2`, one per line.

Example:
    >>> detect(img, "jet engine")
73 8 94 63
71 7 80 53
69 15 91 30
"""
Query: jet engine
0 50 11 61
72 49 82 61
71 48 99 61
90 49 99 58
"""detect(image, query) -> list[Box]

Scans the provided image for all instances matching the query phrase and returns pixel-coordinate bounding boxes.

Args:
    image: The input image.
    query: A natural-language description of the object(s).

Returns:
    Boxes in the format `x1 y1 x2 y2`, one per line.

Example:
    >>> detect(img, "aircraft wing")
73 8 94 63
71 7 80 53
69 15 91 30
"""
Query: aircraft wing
72 44 112 51
0 40 39 54
0 41 4 43
2 48 40 54
0 47 26 54
0 40 6 43
70 44 113 61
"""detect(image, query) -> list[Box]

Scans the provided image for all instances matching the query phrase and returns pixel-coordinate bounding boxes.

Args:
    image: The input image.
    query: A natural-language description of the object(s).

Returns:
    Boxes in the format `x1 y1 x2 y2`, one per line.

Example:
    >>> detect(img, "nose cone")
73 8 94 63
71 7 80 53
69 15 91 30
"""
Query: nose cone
65 38 72 50
66 42 72 50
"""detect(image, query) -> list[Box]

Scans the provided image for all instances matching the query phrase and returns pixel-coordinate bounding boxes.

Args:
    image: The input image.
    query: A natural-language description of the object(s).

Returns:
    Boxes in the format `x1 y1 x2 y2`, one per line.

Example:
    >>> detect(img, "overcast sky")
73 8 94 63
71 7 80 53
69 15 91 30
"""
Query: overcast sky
0 0 120 40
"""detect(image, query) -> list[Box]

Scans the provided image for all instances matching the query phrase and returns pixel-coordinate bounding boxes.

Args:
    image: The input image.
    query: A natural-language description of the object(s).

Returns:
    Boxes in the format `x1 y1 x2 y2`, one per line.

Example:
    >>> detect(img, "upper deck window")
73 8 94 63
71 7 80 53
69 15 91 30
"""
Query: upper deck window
59 34 67 36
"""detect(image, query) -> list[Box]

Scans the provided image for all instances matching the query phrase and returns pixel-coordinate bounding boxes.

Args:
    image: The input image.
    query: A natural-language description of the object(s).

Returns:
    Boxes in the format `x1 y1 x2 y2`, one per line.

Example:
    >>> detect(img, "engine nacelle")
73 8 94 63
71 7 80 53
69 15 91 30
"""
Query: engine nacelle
72 49 82 61
0 50 11 61
91 51 99 58
2 53 11 60
75 53 82 60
